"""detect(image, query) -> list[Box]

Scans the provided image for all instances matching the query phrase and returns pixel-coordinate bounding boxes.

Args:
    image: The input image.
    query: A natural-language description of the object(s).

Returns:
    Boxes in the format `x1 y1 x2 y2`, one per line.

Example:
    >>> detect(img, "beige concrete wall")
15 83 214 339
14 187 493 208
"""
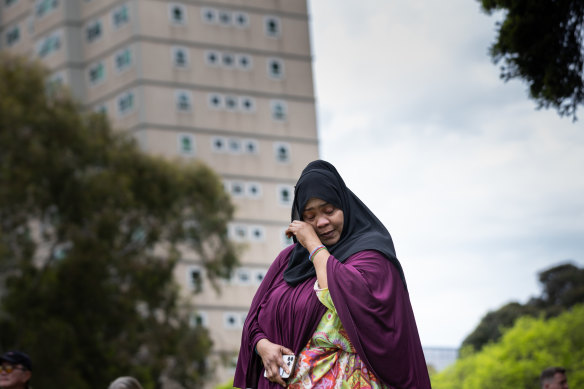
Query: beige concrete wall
137 1 311 56
138 41 314 98
133 127 317 177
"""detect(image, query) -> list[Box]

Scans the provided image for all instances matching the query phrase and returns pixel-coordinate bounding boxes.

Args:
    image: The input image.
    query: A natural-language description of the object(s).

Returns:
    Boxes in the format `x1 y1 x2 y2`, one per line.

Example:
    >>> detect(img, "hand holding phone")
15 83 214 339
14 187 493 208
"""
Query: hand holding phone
264 354 296 379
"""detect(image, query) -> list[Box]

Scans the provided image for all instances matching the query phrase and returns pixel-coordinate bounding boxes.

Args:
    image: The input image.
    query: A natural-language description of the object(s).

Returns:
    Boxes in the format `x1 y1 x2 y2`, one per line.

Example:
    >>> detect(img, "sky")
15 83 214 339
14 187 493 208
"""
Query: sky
307 0 584 348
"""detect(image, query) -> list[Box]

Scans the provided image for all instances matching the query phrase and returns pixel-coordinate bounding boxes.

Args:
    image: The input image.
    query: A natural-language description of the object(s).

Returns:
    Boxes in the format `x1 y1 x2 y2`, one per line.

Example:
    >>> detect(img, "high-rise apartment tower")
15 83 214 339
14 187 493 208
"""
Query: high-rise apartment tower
0 0 319 386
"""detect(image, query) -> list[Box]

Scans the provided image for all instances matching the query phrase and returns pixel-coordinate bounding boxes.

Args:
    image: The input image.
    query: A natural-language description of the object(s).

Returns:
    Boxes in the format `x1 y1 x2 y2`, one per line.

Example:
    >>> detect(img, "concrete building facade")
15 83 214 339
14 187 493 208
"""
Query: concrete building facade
1 0 318 386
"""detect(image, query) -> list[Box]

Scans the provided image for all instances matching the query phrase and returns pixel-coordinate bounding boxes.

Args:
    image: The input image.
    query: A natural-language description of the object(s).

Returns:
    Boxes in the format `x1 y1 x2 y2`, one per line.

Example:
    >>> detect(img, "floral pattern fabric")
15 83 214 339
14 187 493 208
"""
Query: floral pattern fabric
287 282 391 389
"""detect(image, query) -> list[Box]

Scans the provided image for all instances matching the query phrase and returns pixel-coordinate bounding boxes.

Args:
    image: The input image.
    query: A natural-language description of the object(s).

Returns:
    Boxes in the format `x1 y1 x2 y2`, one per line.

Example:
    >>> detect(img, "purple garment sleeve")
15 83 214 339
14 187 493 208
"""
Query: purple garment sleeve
234 245 327 389
327 250 432 389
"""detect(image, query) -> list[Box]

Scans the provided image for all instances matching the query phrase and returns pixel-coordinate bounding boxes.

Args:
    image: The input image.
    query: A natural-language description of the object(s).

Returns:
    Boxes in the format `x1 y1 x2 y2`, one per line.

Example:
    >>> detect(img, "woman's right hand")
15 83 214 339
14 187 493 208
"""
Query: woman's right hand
256 338 295 387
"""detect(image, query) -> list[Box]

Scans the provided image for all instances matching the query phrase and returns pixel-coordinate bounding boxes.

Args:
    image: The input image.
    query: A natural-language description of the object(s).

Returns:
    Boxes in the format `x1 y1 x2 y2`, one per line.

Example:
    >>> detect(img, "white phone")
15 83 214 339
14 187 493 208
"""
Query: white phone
263 355 296 379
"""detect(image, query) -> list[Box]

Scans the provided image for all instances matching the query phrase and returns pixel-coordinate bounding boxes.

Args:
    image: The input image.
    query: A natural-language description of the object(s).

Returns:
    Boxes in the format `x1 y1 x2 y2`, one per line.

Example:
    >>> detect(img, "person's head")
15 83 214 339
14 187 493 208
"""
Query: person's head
284 160 405 287
541 367 568 389
108 376 144 389
292 160 349 247
0 351 32 389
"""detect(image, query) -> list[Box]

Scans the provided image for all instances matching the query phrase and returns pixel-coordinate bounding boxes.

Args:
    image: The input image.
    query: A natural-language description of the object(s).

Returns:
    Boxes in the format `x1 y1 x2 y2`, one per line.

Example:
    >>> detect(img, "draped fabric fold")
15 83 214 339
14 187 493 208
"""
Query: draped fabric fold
234 245 327 389
327 251 431 388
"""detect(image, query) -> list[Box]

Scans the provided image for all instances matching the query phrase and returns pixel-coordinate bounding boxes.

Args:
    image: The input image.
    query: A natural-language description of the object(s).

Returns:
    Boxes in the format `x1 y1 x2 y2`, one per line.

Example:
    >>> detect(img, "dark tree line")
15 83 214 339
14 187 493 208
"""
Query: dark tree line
462 262 584 351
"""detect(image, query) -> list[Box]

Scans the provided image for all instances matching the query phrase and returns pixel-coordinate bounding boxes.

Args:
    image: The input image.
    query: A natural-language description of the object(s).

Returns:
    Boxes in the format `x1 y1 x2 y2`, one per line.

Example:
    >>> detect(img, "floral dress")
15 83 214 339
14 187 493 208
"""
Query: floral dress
287 282 391 389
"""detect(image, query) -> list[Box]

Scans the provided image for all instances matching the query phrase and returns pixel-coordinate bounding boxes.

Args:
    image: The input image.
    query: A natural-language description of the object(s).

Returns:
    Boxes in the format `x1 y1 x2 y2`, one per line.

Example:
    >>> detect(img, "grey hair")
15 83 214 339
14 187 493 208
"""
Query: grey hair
108 376 144 389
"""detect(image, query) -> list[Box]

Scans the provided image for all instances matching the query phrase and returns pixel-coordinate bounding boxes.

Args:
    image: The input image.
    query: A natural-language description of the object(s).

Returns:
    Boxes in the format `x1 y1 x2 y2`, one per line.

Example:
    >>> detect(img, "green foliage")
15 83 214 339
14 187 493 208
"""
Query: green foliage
0 54 238 388
461 302 539 352
479 0 584 120
432 305 584 389
214 378 236 389
462 262 584 352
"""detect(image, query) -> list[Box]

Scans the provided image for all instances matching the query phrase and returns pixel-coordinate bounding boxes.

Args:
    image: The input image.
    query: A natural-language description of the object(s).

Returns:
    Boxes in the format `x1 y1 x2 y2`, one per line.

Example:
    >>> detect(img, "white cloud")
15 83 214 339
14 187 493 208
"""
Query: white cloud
309 0 584 346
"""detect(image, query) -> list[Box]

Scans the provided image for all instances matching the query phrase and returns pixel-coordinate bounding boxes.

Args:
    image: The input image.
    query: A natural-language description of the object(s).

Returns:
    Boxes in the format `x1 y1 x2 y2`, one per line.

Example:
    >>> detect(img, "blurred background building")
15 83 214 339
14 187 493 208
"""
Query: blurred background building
423 347 458 372
0 0 318 386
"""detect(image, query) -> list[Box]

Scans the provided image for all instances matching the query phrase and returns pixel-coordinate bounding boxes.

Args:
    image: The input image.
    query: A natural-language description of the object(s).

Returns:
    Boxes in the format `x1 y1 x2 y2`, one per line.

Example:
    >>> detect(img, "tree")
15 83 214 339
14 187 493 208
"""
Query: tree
479 0 584 120
461 262 584 352
432 305 584 389
460 302 539 352
534 263 584 312
0 54 238 388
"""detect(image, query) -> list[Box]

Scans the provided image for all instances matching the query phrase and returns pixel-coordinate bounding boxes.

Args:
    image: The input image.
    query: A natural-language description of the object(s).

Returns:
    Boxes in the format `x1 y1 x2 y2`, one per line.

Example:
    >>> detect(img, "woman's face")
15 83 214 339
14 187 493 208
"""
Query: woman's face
302 197 344 246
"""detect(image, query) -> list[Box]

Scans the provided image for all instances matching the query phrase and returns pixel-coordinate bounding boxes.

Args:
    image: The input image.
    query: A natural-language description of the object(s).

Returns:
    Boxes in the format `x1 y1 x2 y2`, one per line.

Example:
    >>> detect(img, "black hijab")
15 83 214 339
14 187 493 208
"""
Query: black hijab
283 160 407 288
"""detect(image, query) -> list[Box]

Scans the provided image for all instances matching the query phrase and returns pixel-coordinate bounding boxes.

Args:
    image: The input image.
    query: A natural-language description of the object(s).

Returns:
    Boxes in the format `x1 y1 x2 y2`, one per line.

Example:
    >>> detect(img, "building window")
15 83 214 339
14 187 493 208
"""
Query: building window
227 138 241 154
240 96 255 112
211 136 226 152
234 12 249 28
201 7 216 23
205 51 219 66
178 133 195 155
37 30 61 58
218 10 231 26
175 90 192 112
223 312 241 329
230 181 245 197
208 93 223 109
94 104 107 115
88 61 105 85
52 241 72 260
274 142 290 163
172 46 189 68
278 185 293 205
271 100 287 121
222 52 235 67
264 16 281 37
114 47 132 71
267 58 284 79
247 182 262 198
36 0 59 18
169 3 186 25
46 72 64 96
188 266 203 291
229 224 247 242
86 20 102 43
253 269 267 285
112 4 129 28
234 268 251 285
228 138 242 154
117 91 135 115
237 54 252 70
249 226 265 242
5 26 20 47
243 139 259 154
224 95 238 111
190 312 208 327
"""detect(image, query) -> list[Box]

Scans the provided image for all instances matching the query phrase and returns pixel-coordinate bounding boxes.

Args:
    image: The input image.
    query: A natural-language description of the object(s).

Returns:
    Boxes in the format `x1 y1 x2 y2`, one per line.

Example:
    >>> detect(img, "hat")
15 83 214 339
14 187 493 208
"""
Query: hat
0 351 32 371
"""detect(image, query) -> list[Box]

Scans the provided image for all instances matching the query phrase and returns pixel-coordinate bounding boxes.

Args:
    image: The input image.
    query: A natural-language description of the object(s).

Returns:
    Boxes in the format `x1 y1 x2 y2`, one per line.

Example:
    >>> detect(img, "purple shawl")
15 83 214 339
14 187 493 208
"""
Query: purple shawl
234 246 431 389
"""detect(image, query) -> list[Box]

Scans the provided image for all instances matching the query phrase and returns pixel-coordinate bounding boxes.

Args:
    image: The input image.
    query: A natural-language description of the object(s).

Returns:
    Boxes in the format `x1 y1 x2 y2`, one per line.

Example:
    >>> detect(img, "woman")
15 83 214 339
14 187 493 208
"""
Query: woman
234 160 431 388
